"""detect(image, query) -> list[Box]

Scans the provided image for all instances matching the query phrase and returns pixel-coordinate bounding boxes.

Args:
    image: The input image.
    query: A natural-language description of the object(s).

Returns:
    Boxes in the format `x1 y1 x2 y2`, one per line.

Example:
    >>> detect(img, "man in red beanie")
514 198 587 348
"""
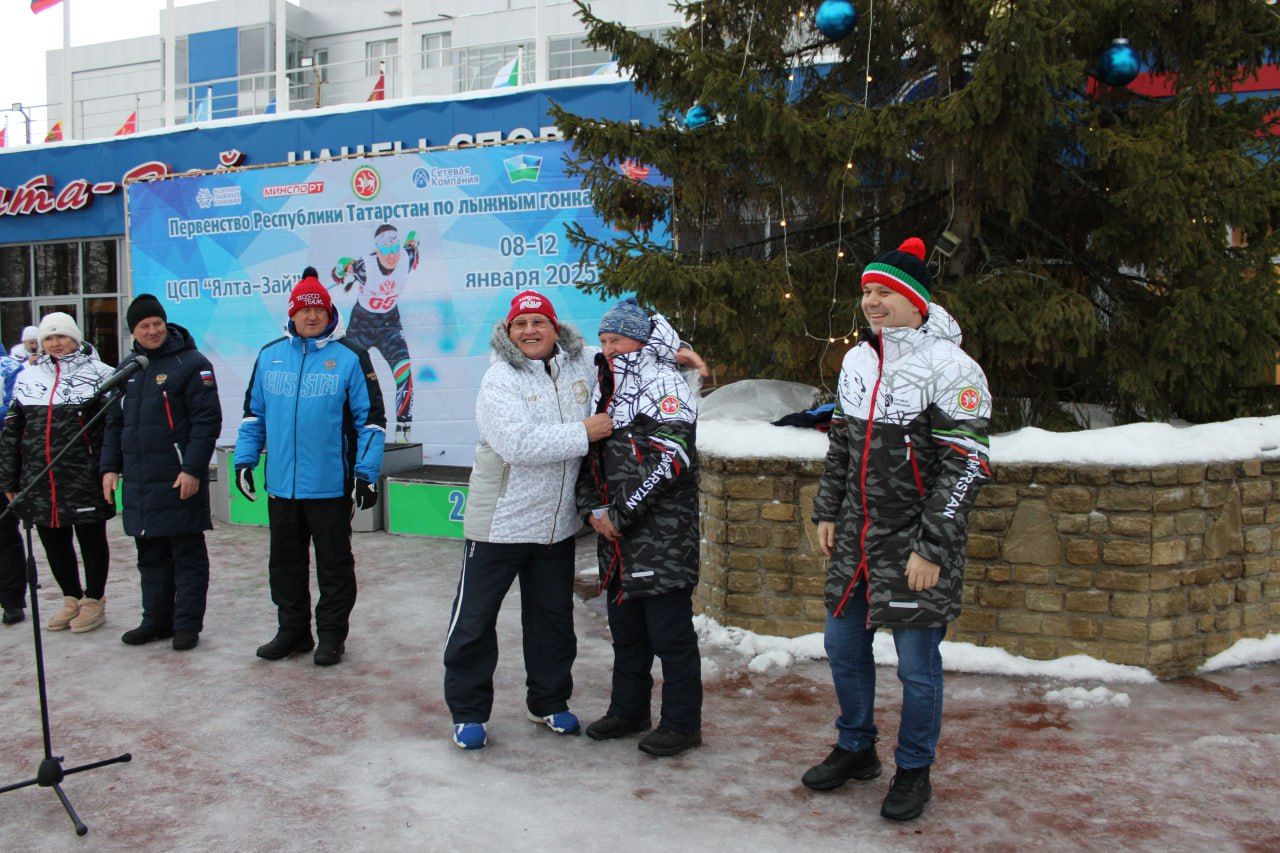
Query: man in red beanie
235 267 386 667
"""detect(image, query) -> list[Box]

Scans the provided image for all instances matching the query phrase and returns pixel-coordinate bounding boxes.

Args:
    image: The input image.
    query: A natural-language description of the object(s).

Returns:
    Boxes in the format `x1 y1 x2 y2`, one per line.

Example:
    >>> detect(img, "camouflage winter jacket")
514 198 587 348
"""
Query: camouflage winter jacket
813 304 991 628
576 314 699 602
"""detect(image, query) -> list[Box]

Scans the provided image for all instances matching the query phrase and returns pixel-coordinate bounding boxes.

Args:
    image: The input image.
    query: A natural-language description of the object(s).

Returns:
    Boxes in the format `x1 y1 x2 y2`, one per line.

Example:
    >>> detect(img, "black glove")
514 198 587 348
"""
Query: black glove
235 466 257 502
354 478 377 511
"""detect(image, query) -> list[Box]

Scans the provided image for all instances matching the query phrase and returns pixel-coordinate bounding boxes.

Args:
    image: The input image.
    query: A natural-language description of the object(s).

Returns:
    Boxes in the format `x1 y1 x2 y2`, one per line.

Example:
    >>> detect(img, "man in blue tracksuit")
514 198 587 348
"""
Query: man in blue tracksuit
235 268 386 666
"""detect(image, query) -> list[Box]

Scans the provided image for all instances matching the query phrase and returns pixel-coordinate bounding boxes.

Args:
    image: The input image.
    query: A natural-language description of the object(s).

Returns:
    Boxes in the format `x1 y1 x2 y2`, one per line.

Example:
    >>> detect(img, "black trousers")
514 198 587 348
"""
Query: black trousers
135 534 210 633
606 583 703 735
442 538 576 724
37 521 110 601
0 495 26 610
268 496 356 642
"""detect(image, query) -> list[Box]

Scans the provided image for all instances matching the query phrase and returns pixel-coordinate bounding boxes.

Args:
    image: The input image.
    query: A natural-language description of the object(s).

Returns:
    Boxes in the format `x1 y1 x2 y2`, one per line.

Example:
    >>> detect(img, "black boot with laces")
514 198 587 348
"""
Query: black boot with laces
880 765 932 821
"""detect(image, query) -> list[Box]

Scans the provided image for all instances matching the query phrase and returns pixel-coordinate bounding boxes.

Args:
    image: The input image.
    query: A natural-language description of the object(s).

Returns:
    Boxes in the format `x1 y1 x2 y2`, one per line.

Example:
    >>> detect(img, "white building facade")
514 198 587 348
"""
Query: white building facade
46 0 681 142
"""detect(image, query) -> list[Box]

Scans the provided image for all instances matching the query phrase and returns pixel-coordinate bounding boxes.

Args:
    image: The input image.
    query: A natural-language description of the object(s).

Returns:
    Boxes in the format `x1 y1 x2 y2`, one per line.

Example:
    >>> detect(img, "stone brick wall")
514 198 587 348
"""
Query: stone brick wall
696 454 1280 678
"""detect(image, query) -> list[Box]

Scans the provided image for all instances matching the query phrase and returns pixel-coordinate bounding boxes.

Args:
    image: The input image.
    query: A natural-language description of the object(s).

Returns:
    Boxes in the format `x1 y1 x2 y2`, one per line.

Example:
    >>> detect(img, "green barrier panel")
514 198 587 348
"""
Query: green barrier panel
386 480 467 539
227 452 269 527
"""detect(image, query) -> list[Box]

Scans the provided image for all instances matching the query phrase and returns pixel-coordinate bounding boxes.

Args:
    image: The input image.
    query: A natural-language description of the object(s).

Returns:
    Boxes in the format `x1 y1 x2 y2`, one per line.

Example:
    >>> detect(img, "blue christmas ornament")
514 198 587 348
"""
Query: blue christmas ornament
684 104 712 130
1096 37 1140 88
815 0 858 41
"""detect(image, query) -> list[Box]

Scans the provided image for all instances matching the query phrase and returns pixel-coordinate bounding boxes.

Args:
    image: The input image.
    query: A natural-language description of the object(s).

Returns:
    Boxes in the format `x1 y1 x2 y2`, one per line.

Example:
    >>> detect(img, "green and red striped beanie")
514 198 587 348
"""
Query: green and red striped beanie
860 237 932 317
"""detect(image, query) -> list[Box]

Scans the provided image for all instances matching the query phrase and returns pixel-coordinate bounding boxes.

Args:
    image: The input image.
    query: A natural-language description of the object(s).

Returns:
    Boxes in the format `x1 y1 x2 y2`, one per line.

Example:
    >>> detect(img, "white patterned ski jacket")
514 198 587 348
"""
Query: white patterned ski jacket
813 303 992 628
463 321 598 544
576 314 699 602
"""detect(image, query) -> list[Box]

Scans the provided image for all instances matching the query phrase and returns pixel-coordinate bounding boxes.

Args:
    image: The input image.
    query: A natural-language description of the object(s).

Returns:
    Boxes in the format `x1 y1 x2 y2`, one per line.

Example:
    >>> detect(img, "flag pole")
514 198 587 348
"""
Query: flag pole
164 0 175 127
400 0 412 99
274 0 288 114
61 0 73 139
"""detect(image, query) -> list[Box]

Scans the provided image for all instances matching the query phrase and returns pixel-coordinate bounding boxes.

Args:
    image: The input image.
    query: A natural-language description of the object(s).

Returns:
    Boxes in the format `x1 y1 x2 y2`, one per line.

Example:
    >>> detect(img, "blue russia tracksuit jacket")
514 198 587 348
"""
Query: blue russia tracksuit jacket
235 312 386 499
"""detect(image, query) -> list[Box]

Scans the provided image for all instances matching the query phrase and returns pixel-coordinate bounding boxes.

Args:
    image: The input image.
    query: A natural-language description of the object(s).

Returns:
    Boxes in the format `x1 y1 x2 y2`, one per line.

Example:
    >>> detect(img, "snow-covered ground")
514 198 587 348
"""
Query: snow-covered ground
2 522 1278 849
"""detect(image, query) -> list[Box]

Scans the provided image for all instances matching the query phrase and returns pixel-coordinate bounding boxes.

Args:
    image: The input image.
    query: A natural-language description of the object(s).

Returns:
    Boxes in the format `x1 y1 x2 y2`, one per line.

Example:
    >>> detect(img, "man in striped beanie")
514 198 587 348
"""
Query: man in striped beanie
858 236 932 324
804 236 992 822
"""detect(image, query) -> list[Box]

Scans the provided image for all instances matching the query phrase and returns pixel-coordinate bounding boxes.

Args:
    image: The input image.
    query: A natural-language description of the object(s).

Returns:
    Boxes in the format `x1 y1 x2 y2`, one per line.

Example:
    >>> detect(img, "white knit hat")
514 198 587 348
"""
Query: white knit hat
20 325 38 343
37 312 82 347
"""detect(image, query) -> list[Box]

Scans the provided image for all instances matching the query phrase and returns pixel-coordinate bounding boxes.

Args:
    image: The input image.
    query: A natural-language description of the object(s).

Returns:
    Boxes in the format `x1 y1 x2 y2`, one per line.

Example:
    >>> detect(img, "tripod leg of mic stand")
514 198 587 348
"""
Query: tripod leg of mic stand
52 783 88 836
62 752 133 777
0 774 39 794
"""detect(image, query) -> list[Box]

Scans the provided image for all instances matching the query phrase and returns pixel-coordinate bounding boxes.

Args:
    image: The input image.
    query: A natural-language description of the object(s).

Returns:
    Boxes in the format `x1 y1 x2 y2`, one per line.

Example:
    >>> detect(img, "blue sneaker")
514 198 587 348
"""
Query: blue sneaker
452 722 487 750
527 709 581 735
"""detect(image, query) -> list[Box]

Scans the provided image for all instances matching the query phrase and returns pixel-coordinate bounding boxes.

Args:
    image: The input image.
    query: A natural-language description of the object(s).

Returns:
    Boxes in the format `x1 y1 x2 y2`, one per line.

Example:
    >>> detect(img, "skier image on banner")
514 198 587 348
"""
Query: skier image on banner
331 223 419 442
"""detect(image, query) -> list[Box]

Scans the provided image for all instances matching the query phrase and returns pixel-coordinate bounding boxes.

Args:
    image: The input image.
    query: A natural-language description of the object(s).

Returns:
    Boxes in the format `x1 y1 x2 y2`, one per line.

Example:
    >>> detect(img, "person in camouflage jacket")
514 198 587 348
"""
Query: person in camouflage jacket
576 298 702 757
802 238 991 822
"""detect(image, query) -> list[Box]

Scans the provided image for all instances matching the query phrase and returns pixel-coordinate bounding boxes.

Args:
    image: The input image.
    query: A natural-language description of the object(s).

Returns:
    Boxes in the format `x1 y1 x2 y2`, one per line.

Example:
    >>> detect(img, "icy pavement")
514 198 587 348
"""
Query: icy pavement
1 520 1278 850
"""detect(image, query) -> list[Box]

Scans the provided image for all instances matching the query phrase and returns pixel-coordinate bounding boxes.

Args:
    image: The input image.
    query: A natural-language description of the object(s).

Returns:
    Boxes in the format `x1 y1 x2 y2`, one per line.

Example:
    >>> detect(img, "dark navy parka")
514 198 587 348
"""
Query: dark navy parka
99 324 223 538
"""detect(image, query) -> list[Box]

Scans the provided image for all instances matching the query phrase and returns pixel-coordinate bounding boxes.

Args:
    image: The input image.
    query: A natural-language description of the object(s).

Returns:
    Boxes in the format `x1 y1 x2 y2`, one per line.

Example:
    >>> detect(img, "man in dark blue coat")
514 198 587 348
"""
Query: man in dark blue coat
101 295 222 651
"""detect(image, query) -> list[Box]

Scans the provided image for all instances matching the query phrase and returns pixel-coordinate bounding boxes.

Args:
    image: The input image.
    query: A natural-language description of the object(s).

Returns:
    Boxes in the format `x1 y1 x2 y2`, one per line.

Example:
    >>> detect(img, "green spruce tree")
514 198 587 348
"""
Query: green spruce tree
553 0 1280 428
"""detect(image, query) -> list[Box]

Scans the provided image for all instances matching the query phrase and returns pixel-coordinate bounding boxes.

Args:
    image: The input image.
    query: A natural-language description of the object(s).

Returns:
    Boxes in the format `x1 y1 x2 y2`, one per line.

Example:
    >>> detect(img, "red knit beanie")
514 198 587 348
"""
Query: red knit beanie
505 290 559 332
288 269 332 318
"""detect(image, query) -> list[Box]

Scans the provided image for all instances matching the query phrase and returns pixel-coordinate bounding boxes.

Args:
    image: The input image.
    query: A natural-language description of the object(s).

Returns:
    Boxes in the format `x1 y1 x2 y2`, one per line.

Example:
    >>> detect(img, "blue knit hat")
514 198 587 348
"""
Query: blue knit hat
598 297 651 343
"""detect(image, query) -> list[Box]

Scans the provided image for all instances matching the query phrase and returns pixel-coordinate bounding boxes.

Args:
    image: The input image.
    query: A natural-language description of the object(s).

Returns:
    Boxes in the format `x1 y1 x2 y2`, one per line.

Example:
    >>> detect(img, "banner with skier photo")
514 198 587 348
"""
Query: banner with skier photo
125 140 667 465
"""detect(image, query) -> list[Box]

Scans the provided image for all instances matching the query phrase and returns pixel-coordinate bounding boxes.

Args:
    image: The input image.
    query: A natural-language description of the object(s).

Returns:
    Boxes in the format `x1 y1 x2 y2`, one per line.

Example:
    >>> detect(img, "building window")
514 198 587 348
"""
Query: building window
82 241 117 295
0 245 31 299
175 36 189 88
548 26 673 81
548 35 611 81
239 25 269 92
366 38 398 77
455 42 534 92
34 243 79 297
0 239 124 365
422 32 453 69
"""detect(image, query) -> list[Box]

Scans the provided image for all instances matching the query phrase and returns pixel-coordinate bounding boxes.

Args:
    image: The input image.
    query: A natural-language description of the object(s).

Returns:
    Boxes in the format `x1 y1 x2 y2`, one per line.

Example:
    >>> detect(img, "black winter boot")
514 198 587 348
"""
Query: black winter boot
585 714 651 741
313 637 345 666
880 765 932 821
3 607 25 625
122 624 174 645
637 727 701 757
256 631 315 660
172 630 200 651
802 745 882 790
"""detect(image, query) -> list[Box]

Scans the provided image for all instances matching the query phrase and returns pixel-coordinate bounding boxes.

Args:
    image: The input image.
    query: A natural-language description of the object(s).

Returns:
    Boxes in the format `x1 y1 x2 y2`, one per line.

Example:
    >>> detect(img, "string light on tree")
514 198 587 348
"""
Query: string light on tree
1095 37 1140 88
815 0 858 41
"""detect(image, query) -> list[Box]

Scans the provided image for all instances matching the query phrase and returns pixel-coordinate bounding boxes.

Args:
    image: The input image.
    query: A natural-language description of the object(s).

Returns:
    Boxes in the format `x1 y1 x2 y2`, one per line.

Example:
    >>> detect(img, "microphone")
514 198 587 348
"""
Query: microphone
96 355 150 400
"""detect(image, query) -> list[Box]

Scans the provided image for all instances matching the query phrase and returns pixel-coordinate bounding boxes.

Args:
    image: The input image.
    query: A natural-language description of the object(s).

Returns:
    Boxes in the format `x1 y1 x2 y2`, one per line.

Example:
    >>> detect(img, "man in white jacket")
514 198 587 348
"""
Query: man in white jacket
443 290 612 750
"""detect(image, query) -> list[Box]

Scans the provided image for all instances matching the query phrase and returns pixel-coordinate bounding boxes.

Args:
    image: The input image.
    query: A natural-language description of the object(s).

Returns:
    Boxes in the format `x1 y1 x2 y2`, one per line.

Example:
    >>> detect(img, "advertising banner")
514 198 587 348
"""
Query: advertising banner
126 140 663 465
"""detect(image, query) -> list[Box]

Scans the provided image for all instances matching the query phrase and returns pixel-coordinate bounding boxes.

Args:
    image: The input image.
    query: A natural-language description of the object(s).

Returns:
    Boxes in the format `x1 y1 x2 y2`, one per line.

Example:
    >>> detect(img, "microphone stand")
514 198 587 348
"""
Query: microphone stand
0 383 132 836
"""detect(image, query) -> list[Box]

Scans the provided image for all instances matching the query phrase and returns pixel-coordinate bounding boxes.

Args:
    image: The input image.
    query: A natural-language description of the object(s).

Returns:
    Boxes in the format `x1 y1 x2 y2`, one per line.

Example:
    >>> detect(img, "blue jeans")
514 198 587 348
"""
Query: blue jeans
824 581 945 769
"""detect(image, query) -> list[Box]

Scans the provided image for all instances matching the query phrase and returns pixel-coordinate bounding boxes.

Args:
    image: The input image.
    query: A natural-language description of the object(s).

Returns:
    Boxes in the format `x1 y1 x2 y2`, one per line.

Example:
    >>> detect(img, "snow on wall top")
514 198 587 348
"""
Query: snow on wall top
698 415 1280 466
